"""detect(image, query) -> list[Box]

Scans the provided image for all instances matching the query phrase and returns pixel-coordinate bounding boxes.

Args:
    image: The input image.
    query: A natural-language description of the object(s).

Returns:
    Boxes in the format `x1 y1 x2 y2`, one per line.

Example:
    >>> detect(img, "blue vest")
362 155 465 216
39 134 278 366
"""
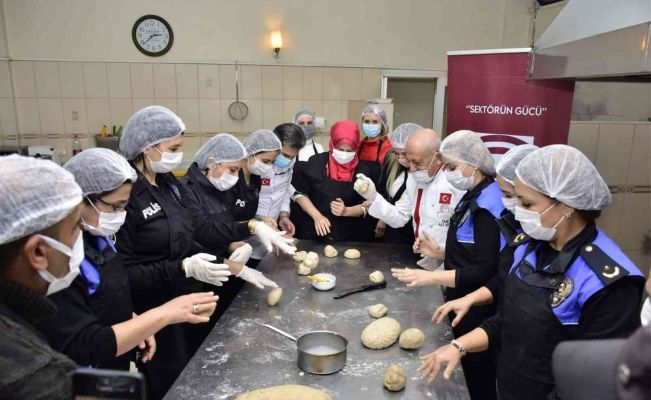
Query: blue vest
456 181 506 249
511 229 644 325
80 236 116 295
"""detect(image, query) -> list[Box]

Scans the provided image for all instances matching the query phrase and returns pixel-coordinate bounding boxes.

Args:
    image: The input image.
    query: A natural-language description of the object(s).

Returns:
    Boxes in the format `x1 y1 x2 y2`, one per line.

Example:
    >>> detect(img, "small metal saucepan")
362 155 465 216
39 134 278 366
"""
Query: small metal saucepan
255 321 347 375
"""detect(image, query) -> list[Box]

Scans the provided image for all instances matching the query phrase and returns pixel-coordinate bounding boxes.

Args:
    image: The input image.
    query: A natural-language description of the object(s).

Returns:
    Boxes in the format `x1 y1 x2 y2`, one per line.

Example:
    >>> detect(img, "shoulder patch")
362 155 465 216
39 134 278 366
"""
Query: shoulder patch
550 276 574 308
580 243 629 286
513 232 531 246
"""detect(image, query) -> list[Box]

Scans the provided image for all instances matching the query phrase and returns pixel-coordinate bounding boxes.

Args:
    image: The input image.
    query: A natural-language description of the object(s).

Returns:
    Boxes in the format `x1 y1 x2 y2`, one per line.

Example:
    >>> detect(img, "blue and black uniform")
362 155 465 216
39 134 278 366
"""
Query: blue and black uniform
480 222 644 400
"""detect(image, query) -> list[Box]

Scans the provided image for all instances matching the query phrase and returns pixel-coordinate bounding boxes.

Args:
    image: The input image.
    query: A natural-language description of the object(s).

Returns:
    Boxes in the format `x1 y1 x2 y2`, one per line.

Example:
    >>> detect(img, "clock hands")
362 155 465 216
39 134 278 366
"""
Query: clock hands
142 33 162 45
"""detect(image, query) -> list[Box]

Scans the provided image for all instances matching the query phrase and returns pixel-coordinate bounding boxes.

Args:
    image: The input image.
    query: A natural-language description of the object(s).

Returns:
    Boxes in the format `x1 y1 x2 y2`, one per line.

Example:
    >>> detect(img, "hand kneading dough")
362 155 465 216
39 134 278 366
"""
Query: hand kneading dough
383 365 406 391
361 317 401 349
297 264 311 275
369 270 384 283
236 384 331 400
324 245 338 258
293 251 307 262
344 248 361 259
266 287 283 306
399 328 425 349
368 303 388 318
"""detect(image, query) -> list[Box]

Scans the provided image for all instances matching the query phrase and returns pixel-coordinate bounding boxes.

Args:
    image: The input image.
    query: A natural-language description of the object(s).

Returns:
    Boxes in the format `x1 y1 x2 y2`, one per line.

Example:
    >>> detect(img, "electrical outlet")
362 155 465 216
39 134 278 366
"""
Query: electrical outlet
72 111 79 121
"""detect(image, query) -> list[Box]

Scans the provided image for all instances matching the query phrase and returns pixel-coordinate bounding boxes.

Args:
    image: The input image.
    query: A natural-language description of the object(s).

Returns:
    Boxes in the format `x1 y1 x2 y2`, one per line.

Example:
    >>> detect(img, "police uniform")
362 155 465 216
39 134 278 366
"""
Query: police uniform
37 232 133 371
481 223 645 400
444 176 505 400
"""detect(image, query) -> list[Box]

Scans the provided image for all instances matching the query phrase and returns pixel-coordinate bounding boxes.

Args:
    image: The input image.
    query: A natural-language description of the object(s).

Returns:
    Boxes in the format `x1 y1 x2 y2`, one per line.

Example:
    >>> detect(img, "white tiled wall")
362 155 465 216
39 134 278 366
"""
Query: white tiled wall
0 61 383 159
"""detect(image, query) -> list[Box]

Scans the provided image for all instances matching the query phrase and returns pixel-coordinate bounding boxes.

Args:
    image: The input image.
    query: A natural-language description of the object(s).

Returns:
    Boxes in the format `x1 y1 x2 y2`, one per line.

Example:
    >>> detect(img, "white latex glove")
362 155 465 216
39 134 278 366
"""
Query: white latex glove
253 222 297 255
236 266 279 289
229 243 253 264
353 173 377 201
182 253 231 286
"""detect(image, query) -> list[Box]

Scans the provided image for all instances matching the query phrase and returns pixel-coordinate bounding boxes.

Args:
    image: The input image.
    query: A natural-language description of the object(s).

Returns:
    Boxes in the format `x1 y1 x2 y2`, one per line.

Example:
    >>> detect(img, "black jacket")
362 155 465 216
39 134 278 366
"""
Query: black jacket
376 150 414 244
0 280 75 400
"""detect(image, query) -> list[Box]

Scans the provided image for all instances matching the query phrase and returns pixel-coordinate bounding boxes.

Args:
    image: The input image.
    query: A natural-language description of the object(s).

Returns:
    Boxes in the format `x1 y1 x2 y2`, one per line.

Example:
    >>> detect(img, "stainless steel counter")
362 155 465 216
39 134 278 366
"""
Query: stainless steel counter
165 240 470 400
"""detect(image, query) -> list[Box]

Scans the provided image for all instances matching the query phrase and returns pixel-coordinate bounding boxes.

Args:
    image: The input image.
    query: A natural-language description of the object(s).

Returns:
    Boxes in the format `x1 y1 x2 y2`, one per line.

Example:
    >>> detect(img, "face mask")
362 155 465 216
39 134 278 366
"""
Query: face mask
209 165 239 191
445 166 476 191
248 156 272 176
398 158 410 168
37 233 84 296
362 123 382 138
147 147 183 173
274 154 294 170
332 149 355 165
300 124 316 140
411 155 435 185
502 197 517 214
515 203 570 241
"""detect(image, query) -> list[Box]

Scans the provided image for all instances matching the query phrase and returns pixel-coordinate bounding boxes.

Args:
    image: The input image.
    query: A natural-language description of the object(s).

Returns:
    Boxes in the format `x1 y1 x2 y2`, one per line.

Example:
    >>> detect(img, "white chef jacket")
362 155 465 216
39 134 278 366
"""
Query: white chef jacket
297 139 325 162
368 169 465 269
256 164 294 221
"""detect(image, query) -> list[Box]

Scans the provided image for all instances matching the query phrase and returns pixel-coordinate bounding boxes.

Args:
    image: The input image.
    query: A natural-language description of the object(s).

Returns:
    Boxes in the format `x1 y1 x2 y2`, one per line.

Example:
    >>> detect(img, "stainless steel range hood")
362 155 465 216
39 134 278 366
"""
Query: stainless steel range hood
528 0 651 81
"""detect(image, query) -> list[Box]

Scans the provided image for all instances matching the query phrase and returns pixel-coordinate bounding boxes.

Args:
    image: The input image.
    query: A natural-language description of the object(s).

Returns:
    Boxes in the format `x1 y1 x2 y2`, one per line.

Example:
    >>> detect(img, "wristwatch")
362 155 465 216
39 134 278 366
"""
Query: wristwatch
247 219 257 235
451 339 466 357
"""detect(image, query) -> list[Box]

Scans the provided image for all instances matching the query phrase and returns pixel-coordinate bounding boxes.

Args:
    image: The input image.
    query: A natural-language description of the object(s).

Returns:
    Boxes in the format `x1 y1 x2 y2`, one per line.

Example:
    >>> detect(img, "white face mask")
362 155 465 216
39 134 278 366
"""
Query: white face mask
332 149 355 165
445 165 476 191
502 197 517 214
411 154 436 185
82 199 126 237
514 203 571 241
248 156 272 176
37 233 84 296
147 147 183 173
209 165 239 191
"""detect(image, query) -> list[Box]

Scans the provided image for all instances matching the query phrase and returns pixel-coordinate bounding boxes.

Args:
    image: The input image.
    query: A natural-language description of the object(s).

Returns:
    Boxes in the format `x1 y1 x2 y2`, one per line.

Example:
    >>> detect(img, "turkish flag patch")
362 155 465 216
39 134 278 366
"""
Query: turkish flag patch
261 178 271 186
439 193 452 204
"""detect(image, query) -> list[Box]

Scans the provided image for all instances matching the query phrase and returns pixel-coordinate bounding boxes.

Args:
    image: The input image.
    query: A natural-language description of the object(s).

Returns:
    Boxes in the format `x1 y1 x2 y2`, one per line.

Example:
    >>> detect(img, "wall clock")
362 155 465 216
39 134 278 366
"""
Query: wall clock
132 15 173 57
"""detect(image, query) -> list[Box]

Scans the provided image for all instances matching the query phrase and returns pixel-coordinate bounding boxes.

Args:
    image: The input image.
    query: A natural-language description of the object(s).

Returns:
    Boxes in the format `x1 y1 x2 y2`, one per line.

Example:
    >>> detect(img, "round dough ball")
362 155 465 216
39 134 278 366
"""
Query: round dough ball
358 180 369 194
236 384 331 400
369 270 384 283
266 287 283 306
368 303 388 318
344 248 361 259
383 365 406 392
297 264 311 275
302 257 319 269
361 317 401 349
293 251 307 262
399 328 425 350
323 245 338 258
306 251 319 260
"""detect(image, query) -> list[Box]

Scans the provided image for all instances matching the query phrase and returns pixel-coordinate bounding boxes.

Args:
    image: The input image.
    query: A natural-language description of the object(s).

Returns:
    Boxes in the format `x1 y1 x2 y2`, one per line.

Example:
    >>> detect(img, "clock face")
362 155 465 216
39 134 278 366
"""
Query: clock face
132 15 173 57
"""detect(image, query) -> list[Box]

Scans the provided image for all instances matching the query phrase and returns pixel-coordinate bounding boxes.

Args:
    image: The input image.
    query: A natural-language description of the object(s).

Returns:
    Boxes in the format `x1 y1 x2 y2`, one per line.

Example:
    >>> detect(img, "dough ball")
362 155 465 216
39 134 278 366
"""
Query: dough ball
369 270 384 283
297 264 311 275
236 384 331 400
399 328 425 350
344 248 361 259
293 251 307 262
358 180 369 193
368 303 388 318
266 287 283 306
324 245 338 258
383 365 406 392
303 257 319 269
361 317 401 349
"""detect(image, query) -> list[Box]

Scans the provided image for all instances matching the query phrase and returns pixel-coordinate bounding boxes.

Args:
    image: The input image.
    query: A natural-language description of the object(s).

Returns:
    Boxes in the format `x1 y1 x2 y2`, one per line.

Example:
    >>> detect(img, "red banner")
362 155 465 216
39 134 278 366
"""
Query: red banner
446 50 575 157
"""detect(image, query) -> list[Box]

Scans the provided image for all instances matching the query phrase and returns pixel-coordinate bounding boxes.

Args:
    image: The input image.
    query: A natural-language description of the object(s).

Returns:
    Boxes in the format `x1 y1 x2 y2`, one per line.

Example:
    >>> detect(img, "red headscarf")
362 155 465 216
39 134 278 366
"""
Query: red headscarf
327 121 360 182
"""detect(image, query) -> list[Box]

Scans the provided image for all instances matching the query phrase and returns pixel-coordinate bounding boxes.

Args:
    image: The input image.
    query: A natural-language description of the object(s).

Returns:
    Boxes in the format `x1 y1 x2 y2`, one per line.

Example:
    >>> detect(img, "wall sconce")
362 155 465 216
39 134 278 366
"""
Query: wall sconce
271 30 282 59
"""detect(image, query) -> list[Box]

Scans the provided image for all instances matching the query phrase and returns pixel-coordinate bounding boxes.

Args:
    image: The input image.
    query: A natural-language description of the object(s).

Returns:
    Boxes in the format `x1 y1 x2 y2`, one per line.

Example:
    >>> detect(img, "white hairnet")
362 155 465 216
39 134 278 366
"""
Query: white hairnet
388 123 423 149
440 130 496 175
120 106 186 160
496 144 539 185
64 148 137 196
243 129 282 156
0 155 82 245
292 108 316 124
361 103 388 130
195 133 247 169
515 145 611 210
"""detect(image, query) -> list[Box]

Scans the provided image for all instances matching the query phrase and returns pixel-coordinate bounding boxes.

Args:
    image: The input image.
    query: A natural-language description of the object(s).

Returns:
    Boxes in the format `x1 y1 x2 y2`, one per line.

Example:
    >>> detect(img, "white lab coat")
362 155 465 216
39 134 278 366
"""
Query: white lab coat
256 165 293 220
368 169 465 270
297 139 325 162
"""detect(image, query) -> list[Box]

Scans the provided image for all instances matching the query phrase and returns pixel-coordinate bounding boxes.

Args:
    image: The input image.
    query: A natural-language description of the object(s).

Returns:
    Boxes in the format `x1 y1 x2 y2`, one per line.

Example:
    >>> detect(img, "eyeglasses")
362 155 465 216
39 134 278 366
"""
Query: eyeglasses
94 197 127 213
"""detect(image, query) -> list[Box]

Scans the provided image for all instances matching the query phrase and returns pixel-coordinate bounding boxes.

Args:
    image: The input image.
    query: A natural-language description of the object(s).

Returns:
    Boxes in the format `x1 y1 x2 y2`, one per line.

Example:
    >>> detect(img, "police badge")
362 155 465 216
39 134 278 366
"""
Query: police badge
550 276 574 308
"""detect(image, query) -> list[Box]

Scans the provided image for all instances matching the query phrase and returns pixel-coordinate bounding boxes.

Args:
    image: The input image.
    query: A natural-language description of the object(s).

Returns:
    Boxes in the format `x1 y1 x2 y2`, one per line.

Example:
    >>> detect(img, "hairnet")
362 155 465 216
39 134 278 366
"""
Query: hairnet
515 144 611 210
496 144 539 186
292 108 316 124
440 130 495 175
388 123 423 149
0 155 82 245
195 133 247 169
361 104 388 130
243 129 282 156
120 105 186 160
64 148 137 196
